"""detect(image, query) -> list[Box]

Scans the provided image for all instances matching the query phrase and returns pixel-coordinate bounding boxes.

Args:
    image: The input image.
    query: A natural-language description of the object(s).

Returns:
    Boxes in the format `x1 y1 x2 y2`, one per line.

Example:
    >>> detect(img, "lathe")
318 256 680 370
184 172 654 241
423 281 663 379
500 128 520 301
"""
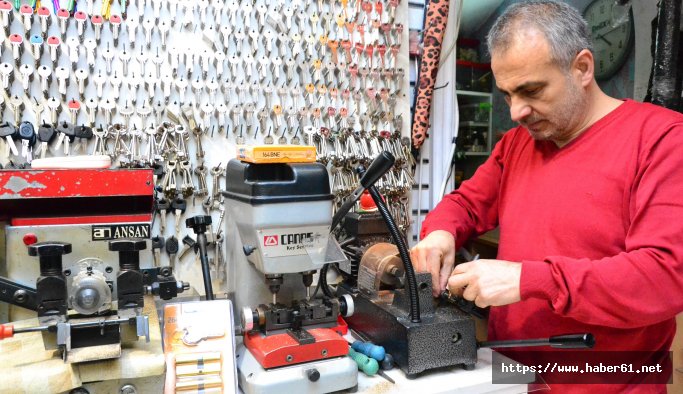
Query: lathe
0 169 188 363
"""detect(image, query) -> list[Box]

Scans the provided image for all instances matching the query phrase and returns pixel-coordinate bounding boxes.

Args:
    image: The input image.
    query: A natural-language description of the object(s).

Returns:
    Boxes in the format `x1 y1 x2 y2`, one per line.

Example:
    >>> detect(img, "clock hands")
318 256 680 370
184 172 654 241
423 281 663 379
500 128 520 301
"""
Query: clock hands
596 33 612 46
593 19 628 42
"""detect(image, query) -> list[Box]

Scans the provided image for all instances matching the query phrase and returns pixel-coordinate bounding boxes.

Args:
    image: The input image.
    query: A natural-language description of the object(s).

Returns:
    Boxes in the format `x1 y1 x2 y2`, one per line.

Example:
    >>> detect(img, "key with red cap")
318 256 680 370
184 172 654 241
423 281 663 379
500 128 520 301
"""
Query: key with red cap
0 1 11 36
56 8 70 35
47 36 61 65
67 99 81 124
9 34 23 63
74 11 87 41
110 15 122 46
37 6 50 36
19 4 33 32
91 15 104 42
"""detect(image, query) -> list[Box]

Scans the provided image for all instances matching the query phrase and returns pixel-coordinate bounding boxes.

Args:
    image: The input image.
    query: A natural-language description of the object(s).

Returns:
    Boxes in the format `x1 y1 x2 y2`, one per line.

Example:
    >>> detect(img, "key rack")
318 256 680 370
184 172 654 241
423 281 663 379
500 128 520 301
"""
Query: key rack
0 0 412 298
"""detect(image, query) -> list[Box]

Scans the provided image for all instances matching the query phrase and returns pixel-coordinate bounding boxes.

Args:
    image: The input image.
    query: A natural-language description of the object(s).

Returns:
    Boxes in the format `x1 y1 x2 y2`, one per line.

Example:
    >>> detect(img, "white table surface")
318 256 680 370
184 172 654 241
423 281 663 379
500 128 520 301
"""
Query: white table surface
355 348 530 394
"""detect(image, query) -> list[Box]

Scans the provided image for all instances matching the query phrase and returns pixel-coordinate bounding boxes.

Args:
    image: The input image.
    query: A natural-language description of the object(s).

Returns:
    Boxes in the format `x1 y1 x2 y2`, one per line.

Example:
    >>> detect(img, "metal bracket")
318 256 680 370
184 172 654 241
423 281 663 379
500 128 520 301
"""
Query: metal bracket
0 276 38 311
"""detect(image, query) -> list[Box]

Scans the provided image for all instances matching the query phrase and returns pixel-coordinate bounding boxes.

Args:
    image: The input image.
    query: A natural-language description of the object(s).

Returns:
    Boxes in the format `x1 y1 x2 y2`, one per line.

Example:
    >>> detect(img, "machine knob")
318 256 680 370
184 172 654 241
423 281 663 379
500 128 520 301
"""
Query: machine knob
339 294 355 317
241 306 255 331
28 242 72 256
185 215 212 234
306 368 321 382
108 239 147 252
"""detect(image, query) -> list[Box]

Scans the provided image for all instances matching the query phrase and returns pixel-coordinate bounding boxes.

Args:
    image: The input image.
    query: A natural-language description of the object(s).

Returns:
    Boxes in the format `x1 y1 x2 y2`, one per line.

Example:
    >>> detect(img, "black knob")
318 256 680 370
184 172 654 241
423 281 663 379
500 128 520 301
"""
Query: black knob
28 242 72 257
28 242 71 277
306 369 320 382
185 215 212 234
108 239 147 252
243 245 256 256
109 239 147 271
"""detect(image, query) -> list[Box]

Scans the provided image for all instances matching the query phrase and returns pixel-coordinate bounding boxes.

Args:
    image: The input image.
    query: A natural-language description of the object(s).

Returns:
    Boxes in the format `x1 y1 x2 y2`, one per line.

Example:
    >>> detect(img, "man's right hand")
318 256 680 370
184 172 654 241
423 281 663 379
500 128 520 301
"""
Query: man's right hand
410 230 456 297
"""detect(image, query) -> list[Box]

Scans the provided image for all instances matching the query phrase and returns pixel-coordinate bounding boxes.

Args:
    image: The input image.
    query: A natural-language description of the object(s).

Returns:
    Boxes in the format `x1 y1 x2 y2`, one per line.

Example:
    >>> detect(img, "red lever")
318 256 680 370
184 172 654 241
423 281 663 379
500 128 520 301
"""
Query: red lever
0 325 14 340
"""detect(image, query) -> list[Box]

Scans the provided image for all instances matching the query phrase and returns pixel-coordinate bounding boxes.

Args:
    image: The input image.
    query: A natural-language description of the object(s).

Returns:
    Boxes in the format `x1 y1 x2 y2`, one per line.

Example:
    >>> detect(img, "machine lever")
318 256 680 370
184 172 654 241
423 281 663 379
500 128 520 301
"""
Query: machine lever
478 333 596 349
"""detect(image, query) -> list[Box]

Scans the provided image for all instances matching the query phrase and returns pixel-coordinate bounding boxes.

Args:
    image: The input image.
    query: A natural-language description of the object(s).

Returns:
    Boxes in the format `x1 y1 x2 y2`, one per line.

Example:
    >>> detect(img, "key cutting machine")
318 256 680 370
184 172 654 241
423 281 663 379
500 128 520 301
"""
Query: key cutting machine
0 169 188 362
222 156 358 394
332 152 596 377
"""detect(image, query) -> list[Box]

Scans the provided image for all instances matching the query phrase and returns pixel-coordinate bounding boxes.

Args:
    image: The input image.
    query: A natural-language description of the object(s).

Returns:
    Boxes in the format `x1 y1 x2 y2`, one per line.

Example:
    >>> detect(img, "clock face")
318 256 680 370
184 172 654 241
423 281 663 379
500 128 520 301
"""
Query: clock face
584 0 634 80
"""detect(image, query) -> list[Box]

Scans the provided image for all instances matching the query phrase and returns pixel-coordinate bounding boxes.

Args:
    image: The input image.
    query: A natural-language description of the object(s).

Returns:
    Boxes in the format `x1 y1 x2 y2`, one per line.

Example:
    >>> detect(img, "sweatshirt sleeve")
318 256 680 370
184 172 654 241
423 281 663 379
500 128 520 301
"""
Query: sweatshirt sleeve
521 123 683 329
420 131 512 250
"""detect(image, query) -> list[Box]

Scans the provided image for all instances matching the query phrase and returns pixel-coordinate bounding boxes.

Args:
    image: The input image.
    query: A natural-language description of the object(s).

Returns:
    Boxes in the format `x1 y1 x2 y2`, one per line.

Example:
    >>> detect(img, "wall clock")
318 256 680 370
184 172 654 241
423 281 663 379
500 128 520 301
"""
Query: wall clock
583 0 634 80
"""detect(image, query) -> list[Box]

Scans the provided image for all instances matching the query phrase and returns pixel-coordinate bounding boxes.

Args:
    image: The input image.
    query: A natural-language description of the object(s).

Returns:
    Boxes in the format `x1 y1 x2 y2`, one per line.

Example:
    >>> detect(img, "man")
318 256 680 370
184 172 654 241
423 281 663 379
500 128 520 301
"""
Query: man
411 0 683 391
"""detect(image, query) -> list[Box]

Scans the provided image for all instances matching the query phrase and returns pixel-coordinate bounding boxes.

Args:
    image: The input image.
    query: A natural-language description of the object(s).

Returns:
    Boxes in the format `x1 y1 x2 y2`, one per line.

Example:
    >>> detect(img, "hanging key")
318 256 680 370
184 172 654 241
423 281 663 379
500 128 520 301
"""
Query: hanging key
57 121 76 155
46 97 60 125
210 164 224 209
194 163 209 203
0 1 10 36
18 64 33 92
67 99 81 125
9 34 23 64
171 196 187 235
151 236 164 267
166 235 179 268
29 35 43 66
157 197 170 232
120 46 132 75
55 8 69 35
72 125 93 154
91 126 108 156
37 66 51 98
0 63 12 90
8 96 23 126
179 160 195 199
54 66 69 98
65 36 79 66
0 122 19 159
127 16 139 47
35 124 56 159
110 15 122 46
84 39 97 70
37 6 50 37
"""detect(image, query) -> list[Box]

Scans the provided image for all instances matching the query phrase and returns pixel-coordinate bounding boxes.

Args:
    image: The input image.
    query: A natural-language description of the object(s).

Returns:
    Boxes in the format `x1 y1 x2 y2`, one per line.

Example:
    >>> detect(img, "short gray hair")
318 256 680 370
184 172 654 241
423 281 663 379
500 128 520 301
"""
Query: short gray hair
486 0 593 69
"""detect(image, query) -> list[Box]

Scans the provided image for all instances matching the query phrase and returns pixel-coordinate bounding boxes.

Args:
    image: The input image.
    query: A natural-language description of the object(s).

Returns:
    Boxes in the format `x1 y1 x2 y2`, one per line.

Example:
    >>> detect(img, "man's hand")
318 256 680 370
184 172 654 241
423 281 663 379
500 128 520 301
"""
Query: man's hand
410 230 456 297
447 259 522 308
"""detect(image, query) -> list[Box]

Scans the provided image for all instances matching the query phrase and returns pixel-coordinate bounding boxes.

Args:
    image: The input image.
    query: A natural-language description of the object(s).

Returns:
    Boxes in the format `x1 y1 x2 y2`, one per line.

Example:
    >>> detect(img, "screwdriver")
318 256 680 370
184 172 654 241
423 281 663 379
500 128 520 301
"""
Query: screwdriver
0 324 45 339
351 340 385 362
348 348 395 384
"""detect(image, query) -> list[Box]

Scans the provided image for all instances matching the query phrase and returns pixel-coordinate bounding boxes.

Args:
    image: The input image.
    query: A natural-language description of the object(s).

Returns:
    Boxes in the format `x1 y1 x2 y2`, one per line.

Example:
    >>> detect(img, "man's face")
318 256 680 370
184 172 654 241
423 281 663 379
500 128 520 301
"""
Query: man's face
491 31 588 146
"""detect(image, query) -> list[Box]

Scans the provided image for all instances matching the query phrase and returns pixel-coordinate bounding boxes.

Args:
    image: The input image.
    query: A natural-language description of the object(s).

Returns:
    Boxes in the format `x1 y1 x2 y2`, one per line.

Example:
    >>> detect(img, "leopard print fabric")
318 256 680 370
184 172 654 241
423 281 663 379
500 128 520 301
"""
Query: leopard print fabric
411 0 450 150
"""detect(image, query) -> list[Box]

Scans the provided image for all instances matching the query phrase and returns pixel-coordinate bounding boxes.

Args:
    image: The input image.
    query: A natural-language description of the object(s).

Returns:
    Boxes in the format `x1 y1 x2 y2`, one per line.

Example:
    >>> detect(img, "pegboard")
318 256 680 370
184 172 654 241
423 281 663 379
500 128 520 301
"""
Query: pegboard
0 0 412 298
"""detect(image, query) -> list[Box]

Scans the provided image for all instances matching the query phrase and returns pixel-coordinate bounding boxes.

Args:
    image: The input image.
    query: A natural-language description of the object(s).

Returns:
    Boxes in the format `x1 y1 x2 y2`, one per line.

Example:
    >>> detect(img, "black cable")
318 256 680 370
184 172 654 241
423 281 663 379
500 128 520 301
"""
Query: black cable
319 263 334 298
366 184 421 323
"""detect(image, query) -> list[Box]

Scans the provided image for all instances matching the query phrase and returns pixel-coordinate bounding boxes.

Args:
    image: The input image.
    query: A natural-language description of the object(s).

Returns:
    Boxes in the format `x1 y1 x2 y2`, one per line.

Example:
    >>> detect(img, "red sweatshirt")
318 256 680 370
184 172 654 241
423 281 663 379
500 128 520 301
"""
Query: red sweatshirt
422 99 683 392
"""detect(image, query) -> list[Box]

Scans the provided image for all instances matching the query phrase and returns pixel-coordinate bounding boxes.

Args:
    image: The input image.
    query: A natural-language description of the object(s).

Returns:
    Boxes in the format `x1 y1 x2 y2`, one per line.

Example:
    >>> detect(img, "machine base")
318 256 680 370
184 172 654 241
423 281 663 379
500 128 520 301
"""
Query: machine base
236 344 358 394
340 274 478 377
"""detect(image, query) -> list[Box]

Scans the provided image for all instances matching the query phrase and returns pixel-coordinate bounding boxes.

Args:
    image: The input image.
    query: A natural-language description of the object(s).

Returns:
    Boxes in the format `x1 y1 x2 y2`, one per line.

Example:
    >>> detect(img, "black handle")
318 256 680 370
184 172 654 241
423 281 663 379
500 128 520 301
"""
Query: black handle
479 333 595 349
549 333 595 349
360 151 395 189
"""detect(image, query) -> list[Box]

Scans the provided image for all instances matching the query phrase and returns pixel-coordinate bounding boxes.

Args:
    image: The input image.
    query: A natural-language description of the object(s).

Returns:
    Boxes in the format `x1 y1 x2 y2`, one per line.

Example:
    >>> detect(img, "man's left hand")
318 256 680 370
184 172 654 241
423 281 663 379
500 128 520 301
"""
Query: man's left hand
447 259 522 308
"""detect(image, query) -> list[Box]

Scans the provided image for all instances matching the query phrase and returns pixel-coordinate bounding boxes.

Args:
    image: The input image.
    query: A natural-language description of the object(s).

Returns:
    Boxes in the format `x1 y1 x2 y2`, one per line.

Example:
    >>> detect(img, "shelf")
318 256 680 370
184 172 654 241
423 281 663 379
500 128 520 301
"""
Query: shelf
456 90 492 98
464 151 490 157
459 121 489 128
